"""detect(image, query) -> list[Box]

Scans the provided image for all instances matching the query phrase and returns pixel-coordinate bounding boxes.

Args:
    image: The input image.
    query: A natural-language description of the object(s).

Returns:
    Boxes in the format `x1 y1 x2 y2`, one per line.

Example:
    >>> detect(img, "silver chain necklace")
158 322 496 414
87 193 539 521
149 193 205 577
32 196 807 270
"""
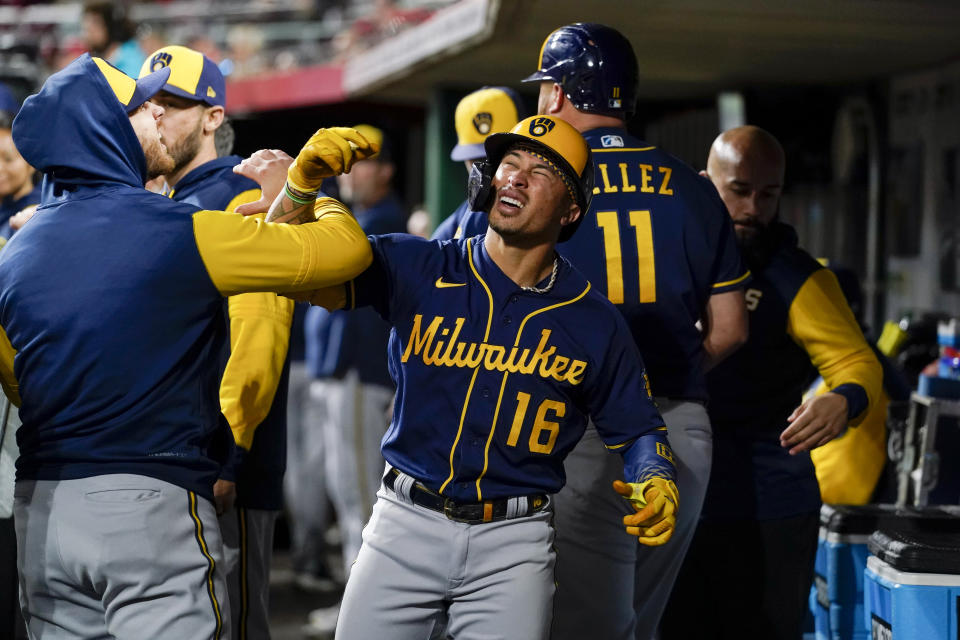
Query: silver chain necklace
522 256 559 294
481 238 559 294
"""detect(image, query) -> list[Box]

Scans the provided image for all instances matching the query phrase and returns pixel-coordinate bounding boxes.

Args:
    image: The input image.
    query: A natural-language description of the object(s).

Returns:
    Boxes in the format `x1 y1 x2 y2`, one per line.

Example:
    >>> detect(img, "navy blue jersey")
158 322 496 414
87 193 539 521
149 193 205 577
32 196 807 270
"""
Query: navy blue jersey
435 129 748 400
559 128 748 400
170 157 288 510
430 201 466 241
168 155 258 208
343 233 664 501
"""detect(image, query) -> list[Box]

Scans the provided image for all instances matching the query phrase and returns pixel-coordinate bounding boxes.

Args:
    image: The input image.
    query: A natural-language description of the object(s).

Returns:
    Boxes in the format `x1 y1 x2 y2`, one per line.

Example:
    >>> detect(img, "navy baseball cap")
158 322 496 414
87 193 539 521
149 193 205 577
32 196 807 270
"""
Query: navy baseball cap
92 56 171 114
0 82 19 116
139 45 226 107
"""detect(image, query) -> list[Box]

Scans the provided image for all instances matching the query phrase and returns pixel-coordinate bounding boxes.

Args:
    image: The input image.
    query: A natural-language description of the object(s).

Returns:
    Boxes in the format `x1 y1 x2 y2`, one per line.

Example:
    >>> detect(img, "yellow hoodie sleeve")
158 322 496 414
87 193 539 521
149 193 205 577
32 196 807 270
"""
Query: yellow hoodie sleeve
786 268 882 425
0 324 19 406
224 188 262 215
219 292 294 450
192 197 372 296
285 281 354 311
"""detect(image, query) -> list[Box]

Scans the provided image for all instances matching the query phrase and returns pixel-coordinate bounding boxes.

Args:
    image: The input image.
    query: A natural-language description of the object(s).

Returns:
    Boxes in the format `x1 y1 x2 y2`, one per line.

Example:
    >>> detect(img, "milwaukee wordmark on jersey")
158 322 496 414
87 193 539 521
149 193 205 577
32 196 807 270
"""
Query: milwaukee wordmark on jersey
338 234 664 502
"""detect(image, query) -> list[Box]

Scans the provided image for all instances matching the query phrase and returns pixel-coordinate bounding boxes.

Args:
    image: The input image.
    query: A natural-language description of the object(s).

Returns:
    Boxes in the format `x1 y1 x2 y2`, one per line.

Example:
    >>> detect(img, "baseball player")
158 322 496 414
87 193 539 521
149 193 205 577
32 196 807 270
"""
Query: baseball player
662 126 882 640
287 114 679 640
513 24 749 640
0 54 375 638
139 45 293 640
432 86 524 241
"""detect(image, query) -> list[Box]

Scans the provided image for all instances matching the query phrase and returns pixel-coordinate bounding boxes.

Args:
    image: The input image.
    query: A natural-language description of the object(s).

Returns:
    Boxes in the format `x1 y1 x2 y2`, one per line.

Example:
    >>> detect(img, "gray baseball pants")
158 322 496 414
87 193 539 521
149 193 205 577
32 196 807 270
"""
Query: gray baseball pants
283 361 332 576
15 474 229 640
335 473 556 640
219 507 277 640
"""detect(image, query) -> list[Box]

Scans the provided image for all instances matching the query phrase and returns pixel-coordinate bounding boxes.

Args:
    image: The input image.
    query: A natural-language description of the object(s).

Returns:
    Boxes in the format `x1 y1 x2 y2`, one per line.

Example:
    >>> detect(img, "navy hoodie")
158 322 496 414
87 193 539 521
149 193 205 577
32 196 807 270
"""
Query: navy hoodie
0 55 372 499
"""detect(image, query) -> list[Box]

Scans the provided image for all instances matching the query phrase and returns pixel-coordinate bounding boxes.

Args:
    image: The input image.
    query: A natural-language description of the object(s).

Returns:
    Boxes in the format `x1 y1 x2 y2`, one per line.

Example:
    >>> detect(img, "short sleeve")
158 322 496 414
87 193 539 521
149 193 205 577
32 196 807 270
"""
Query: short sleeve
703 188 750 293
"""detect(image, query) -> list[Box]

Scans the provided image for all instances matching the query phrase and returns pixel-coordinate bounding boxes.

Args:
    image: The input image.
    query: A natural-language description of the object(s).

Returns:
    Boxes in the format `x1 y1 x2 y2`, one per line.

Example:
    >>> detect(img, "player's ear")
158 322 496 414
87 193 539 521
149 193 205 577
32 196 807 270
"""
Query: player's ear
204 106 225 134
546 83 564 115
698 169 709 178
560 201 581 229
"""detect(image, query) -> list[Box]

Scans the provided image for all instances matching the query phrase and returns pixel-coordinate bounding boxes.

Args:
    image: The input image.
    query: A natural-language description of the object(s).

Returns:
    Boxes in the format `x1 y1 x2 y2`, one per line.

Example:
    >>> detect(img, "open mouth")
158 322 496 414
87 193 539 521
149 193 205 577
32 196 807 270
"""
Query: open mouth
500 195 524 210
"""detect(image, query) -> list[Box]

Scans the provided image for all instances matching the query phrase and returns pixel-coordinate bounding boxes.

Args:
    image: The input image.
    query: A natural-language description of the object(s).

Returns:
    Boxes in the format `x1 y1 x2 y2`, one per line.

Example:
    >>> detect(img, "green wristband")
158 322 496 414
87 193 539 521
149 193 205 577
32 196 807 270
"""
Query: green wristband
283 182 318 205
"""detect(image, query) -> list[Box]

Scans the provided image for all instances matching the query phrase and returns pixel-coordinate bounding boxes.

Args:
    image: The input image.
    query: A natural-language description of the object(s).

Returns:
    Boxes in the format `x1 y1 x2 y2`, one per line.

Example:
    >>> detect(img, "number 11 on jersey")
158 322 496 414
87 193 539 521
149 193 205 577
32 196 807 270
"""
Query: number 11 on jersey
596 210 656 304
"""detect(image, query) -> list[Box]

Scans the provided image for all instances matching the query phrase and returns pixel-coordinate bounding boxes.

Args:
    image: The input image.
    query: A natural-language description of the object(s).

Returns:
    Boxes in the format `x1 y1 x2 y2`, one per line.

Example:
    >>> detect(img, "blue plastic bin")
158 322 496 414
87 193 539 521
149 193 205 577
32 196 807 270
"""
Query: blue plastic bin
864 527 960 639
811 505 893 640
811 505 960 640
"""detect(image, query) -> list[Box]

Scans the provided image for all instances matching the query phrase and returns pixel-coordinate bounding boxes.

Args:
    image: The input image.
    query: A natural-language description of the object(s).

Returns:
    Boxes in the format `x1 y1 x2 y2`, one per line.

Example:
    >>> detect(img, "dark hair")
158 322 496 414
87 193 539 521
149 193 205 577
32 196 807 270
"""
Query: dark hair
0 111 13 131
215 118 235 157
83 1 137 47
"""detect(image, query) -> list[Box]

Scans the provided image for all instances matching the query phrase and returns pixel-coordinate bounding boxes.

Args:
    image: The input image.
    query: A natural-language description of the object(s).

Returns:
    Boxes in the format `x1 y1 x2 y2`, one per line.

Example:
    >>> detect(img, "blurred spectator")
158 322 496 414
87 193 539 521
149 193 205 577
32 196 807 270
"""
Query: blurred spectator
186 33 224 66
82 1 146 77
136 24 167 67
0 110 40 243
406 204 431 238
226 24 265 78
55 35 88 72
333 0 433 61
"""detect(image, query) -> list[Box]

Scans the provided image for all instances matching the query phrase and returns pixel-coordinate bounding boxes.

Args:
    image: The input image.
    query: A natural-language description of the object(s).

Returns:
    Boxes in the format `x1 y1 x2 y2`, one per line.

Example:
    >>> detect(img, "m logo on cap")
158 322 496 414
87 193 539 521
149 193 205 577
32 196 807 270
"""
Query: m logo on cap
529 117 555 137
150 52 172 72
473 113 492 135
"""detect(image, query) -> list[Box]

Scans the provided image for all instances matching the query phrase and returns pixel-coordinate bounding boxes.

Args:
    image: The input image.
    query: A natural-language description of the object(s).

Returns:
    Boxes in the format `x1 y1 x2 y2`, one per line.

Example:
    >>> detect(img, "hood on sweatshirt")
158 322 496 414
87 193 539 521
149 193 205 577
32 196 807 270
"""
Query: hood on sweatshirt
12 54 170 191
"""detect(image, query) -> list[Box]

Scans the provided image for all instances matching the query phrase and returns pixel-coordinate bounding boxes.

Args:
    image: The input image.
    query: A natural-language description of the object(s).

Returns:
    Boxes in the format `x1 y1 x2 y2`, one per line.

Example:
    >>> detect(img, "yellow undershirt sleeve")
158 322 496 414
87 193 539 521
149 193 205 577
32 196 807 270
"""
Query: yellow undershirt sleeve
219 292 294 450
0 324 20 406
192 197 372 296
786 268 882 425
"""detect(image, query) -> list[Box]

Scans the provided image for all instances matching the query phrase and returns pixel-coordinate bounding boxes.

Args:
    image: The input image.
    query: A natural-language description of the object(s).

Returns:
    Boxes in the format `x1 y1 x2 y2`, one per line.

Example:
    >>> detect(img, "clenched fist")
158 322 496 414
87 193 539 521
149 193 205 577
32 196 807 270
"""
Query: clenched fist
287 127 380 194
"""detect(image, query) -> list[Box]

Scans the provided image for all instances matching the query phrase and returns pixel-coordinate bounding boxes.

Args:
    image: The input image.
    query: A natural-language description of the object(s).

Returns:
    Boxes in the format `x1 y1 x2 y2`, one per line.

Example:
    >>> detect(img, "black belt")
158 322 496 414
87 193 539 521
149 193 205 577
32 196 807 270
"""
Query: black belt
384 468 549 525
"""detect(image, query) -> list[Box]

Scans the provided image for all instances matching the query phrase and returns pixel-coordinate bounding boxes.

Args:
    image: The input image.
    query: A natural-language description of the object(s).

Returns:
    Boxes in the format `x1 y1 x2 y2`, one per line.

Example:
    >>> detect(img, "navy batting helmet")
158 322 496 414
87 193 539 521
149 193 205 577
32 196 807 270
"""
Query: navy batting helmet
523 23 639 118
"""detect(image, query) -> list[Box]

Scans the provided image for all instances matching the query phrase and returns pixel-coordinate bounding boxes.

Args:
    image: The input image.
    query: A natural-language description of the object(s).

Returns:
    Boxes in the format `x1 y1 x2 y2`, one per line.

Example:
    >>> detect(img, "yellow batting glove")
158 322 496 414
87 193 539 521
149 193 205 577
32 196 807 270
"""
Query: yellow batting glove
287 127 380 193
613 477 679 546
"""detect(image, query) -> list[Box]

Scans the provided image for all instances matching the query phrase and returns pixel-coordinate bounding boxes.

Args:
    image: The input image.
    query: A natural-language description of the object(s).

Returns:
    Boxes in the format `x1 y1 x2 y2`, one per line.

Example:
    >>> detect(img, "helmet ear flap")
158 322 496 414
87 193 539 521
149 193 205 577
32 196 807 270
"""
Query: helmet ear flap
467 160 497 211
